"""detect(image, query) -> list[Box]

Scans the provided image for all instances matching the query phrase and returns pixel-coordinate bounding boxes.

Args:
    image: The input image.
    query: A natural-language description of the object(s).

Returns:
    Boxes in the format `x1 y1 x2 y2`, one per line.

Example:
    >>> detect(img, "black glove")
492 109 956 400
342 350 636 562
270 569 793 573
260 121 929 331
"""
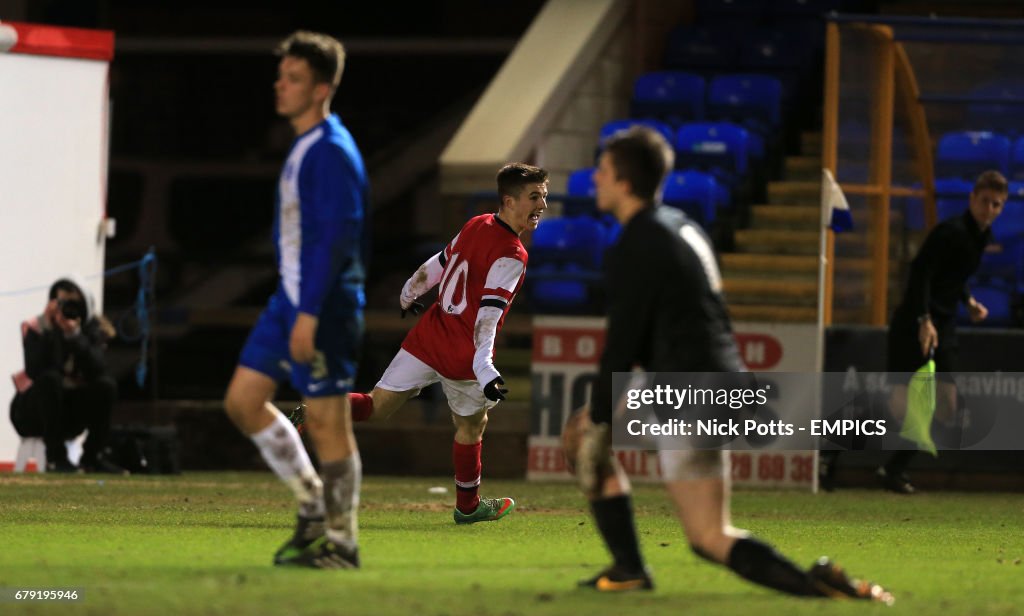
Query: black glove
400 300 425 319
483 376 508 402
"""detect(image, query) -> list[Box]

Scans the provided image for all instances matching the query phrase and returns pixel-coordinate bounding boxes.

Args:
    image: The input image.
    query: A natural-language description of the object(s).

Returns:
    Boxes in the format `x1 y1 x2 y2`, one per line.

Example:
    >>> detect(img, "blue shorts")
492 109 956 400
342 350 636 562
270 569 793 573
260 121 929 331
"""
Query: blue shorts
239 284 364 398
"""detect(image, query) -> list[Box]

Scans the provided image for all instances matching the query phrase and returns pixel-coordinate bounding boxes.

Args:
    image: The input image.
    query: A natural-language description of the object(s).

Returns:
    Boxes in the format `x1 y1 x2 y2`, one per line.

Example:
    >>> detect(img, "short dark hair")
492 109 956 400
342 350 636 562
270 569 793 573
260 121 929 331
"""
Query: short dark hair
603 126 674 202
496 163 549 201
48 278 82 301
973 169 1008 195
275 31 346 89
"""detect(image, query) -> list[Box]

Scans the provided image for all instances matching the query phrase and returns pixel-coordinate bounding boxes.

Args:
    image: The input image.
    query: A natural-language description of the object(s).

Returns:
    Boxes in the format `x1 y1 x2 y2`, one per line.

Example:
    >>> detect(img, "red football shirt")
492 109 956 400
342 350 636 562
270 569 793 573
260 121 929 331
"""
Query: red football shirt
402 214 528 380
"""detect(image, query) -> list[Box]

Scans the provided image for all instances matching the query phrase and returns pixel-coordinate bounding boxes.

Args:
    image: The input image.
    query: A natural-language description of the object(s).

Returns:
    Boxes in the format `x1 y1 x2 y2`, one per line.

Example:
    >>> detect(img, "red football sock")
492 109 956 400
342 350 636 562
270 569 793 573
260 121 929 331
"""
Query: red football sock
349 393 374 422
453 440 482 514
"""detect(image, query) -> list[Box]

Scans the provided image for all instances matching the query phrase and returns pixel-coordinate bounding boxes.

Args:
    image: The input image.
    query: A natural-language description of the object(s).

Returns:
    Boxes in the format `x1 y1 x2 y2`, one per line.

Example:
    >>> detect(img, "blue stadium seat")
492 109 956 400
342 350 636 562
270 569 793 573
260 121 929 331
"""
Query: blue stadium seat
601 214 622 246
696 0 766 20
979 235 1024 279
674 122 751 186
993 197 1024 244
936 131 1010 180
936 178 974 221
599 119 675 146
561 166 598 216
662 170 721 228
901 179 971 230
772 0 840 15
707 74 783 136
560 168 598 217
966 79 1024 138
663 26 739 73
1010 137 1024 181
528 216 606 313
566 168 595 198
533 217 605 267
957 282 1015 327
739 28 804 73
630 71 705 126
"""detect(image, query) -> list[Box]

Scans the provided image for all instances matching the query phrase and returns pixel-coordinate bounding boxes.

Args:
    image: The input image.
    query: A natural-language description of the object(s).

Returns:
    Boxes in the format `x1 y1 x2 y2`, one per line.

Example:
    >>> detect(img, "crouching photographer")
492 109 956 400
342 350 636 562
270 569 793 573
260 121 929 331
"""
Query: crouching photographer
9 277 123 473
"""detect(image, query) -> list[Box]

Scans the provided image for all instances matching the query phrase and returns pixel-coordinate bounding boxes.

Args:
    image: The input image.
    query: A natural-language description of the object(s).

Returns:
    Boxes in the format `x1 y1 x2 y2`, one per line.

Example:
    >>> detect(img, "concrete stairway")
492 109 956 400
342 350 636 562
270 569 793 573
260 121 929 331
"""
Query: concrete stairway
722 131 905 324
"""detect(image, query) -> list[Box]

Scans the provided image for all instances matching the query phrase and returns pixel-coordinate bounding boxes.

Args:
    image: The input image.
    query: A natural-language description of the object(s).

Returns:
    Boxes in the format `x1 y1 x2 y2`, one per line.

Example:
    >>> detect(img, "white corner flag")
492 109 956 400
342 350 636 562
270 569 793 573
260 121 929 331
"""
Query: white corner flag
821 169 853 232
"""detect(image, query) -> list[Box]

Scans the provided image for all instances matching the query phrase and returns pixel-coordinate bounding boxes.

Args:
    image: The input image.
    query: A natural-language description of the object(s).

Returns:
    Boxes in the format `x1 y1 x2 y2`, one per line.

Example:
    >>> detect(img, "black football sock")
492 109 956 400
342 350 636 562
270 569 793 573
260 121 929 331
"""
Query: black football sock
590 495 646 573
727 537 818 596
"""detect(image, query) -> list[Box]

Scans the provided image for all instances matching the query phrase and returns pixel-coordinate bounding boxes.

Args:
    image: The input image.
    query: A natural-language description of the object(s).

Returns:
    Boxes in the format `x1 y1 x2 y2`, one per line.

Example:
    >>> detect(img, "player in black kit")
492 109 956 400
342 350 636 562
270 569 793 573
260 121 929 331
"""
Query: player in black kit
562 126 892 602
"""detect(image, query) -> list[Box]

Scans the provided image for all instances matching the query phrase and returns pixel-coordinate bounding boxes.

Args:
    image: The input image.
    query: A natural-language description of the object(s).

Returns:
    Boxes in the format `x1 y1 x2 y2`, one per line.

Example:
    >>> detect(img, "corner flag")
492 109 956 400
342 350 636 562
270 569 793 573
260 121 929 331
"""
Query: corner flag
899 356 938 456
821 169 853 232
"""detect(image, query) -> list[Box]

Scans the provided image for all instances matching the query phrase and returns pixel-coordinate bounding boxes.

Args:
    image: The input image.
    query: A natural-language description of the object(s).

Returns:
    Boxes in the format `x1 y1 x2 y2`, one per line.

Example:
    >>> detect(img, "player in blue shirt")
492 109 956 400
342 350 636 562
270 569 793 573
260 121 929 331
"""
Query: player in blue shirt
223 31 368 569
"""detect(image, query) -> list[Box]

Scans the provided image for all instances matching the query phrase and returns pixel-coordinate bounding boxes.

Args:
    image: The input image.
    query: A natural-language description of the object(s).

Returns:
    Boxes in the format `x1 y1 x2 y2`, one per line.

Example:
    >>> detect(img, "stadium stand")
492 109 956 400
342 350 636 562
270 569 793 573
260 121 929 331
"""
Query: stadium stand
662 169 722 228
674 121 752 189
630 71 706 126
526 215 605 313
936 131 1011 180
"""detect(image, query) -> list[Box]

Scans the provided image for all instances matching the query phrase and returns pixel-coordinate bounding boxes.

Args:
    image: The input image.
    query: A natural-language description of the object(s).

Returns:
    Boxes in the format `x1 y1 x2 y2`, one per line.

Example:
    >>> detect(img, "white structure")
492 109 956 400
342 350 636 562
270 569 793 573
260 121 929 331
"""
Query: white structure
0 20 114 469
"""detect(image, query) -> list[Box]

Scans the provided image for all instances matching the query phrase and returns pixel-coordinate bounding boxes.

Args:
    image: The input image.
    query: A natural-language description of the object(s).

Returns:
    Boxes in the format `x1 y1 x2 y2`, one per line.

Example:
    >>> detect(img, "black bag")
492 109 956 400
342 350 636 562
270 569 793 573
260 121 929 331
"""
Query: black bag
108 426 181 475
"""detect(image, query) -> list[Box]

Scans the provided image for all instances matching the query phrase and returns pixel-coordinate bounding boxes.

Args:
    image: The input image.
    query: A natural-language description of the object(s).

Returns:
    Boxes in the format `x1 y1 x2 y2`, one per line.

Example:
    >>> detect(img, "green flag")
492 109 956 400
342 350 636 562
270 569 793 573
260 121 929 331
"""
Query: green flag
900 358 938 456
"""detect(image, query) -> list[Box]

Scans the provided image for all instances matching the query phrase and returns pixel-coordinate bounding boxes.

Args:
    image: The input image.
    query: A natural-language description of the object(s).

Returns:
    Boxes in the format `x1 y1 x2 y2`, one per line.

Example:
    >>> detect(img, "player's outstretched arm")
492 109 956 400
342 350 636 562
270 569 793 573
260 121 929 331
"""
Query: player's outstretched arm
399 251 446 316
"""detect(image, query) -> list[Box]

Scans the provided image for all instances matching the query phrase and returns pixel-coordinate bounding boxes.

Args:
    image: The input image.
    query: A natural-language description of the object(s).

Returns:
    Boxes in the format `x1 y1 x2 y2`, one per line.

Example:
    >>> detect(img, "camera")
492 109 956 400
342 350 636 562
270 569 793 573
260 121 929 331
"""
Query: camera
58 298 86 320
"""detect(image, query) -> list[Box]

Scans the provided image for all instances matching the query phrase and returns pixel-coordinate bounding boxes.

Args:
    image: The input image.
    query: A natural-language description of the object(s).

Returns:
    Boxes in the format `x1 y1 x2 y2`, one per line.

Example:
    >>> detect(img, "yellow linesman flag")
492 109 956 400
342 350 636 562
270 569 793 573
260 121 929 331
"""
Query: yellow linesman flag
900 358 938 456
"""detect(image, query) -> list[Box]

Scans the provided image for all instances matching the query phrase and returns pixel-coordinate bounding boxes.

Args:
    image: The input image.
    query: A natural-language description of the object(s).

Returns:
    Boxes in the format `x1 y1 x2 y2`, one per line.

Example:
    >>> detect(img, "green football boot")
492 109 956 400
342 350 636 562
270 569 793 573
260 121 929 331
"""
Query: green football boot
453 497 515 525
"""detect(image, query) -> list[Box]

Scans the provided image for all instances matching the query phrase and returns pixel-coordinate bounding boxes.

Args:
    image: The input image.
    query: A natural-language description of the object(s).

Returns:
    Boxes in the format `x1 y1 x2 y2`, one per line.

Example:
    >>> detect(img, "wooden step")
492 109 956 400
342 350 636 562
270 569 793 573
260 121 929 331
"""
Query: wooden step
784 155 821 182
725 276 882 309
801 131 822 156
733 229 908 260
768 181 821 205
728 304 818 323
788 160 919 182
727 304 872 324
723 278 818 306
721 253 818 274
751 205 819 228
734 229 819 254
721 253 892 281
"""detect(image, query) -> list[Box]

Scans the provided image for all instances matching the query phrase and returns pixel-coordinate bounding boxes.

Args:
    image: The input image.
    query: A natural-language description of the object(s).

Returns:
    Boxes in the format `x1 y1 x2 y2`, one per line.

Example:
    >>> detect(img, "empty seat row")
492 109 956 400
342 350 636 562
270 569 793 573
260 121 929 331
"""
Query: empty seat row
903 178 1024 241
527 215 619 313
936 131 1024 181
695 0 841 19
664 24 812 75
599 119 757 189
567 167 728 229
631 71 783 137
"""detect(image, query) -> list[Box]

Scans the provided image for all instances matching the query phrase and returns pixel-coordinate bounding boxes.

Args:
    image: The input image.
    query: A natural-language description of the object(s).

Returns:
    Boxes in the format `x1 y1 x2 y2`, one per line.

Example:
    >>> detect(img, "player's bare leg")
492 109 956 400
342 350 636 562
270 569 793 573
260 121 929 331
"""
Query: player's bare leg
293 394 361 568
223 366 326 564
662 451 892 602
450 409 515 524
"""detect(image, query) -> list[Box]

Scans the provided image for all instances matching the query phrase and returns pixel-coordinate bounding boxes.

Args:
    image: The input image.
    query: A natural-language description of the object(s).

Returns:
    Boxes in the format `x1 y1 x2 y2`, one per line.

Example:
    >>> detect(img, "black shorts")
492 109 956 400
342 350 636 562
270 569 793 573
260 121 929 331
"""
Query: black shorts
886 312 957 385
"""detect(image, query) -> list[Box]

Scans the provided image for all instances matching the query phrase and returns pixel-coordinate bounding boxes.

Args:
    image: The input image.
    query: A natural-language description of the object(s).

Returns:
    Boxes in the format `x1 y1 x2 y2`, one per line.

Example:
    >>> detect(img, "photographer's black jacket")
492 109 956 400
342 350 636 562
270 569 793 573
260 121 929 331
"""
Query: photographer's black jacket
591 206 743 425
20 314 108 387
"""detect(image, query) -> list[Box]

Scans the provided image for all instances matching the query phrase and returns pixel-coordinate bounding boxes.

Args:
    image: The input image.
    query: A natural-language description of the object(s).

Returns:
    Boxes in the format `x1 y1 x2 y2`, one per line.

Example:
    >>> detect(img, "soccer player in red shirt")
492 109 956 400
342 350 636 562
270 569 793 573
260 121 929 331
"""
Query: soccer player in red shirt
351 163 548 524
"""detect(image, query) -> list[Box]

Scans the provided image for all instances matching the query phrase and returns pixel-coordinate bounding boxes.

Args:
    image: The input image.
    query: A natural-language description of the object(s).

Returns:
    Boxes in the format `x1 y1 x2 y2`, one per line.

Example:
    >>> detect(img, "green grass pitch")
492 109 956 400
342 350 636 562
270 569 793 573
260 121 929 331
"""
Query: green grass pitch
2 473 1023 615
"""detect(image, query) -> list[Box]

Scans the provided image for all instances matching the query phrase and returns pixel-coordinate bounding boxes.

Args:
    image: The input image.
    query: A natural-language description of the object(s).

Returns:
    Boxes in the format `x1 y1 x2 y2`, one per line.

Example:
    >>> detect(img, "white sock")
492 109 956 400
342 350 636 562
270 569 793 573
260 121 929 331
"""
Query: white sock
251 409 325 518
321 452 361 546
